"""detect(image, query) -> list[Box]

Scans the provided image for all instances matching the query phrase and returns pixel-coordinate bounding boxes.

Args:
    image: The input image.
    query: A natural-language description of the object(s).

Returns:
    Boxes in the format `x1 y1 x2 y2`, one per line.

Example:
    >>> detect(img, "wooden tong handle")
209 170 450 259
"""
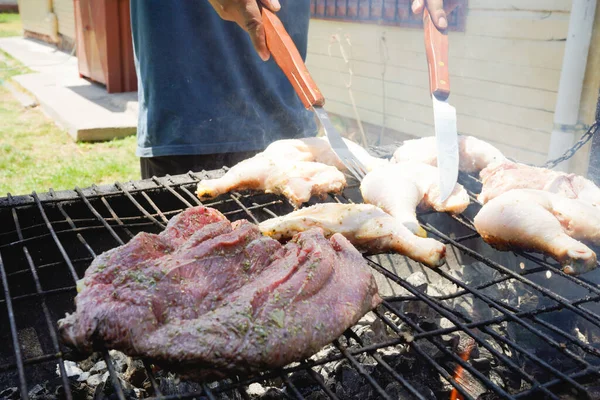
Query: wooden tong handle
262 8 325 109
423 9 450 99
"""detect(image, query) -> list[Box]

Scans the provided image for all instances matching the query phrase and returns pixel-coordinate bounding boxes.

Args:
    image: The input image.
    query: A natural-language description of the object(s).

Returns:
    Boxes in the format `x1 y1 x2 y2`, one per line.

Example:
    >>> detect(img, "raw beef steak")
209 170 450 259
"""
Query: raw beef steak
59 206 381 379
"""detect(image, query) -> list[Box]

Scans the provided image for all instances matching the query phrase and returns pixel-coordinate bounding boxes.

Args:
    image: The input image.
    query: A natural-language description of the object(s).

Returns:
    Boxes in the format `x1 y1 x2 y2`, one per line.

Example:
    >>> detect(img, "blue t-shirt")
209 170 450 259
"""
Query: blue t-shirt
130 0 317 157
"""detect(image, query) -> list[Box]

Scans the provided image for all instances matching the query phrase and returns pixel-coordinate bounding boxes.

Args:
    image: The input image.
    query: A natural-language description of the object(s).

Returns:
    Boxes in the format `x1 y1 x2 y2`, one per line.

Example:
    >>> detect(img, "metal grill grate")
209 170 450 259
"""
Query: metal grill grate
0 165 599 400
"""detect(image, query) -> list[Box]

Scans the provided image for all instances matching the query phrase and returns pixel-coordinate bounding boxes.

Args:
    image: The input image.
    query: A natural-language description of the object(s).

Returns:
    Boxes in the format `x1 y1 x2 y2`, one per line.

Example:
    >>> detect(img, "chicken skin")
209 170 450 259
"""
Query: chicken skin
259 203 446 268
360 162 470 237
391 135 506 174
262 137 389 173
196 157 346 208
196 137 387 207
474 189 600 275
479 161 600 206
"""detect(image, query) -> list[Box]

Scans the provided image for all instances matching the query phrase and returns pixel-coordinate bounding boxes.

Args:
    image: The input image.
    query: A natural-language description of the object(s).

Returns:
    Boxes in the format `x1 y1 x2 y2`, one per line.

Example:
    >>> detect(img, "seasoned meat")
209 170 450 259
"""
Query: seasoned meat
391 135 506 174
262 137 389 173
474 189 600 275
361 162 470 237
196 157 346 208
479 161 600 205
259 203 446 268
58 206 381 380
195 137 388 208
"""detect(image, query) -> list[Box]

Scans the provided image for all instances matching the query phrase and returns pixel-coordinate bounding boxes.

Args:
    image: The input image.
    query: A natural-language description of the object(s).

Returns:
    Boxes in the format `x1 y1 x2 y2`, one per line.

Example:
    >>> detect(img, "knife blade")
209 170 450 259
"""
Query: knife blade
423 9 459 202
261 8 368 179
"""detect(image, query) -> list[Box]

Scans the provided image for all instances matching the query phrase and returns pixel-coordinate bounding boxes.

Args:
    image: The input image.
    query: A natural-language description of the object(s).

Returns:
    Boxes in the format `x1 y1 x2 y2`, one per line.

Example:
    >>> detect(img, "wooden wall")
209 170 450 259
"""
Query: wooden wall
18 0 57 40
306 1 575 165
16 0 75 45
53 0 75 41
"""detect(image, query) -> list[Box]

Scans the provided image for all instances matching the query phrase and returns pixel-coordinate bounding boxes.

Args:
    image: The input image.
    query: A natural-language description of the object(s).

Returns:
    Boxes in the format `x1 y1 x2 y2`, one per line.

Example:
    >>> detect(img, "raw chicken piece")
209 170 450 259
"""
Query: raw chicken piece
474 189 600 275
196 137 386 207
391 135 506 173
360 162 470 237
259 203 446 268
479 161 600 206
263 137 389 173
196 157 345 208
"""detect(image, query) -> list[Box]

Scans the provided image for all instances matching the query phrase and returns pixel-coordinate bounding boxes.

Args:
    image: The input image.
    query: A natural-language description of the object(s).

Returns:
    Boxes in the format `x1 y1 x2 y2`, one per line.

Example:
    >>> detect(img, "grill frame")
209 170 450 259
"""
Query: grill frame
0 166 599 400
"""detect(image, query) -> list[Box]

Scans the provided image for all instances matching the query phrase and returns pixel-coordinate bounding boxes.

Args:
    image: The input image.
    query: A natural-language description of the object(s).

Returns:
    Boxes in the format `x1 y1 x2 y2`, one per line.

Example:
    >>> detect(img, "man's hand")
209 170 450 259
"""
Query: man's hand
411 0 461 30
208 0 280 61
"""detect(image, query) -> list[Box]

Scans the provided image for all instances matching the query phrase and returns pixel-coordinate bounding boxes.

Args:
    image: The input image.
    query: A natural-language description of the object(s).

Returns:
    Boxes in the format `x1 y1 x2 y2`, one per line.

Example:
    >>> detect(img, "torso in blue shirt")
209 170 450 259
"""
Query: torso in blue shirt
130 0 317 157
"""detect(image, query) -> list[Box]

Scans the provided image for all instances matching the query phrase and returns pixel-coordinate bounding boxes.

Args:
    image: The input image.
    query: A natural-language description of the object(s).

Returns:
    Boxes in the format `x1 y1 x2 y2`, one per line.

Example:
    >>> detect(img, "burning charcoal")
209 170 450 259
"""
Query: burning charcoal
247 383 267 397
413 339 444 359
334 363 364 397
94 377 136 400
406 271 429 292
89 360 108 375
78 352 102 372
304 391 328 400
470 357 491 373
446 365 488 399
385 381 436 400
0 387 20 400
108 350 128 373
288 370 321 394
123 358 147 388
2 387 21 399
259 388 288 399
28 383 51 399
57 360 84 379
86 372 107 388
355 317 390 346
157 373 204 396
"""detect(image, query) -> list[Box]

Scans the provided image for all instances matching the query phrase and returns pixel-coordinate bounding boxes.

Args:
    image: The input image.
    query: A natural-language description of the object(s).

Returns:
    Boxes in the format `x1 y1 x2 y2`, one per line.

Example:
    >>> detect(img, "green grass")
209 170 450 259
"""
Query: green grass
0 12 22 38
0 12 140 196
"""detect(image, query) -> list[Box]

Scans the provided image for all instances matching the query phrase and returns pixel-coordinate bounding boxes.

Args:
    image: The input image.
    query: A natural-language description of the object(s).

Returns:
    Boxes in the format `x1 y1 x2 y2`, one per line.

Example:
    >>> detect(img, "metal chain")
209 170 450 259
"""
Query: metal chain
541 89 600 169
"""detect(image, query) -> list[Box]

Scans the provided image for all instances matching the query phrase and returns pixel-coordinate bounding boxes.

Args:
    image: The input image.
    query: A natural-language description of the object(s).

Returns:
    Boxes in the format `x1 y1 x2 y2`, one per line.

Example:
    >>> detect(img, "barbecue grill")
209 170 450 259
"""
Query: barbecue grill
1 158 600 400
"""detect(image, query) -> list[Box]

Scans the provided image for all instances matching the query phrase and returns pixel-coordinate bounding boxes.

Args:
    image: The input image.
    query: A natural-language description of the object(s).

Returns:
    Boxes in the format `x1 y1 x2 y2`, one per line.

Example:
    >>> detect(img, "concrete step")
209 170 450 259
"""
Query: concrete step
0 37 139 142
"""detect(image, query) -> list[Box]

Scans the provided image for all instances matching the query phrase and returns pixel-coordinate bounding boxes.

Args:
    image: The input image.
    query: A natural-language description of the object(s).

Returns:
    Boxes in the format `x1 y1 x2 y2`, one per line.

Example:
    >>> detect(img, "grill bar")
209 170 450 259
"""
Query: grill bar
9 203 74 400
32 192 80 282
0 252 27 400
1 167 599 399
427 220 600 329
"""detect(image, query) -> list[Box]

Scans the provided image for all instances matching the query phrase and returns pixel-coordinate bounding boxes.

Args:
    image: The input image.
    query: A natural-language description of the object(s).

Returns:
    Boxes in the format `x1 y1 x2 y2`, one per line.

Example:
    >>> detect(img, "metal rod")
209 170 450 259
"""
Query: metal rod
10 204 74 400
0 252 28 400
31 192 80 283
114 182 166 229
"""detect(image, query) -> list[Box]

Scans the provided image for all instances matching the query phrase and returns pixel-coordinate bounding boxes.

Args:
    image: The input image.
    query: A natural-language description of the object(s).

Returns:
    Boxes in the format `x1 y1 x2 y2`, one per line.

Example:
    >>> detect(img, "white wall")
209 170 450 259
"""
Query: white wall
306 1 574 165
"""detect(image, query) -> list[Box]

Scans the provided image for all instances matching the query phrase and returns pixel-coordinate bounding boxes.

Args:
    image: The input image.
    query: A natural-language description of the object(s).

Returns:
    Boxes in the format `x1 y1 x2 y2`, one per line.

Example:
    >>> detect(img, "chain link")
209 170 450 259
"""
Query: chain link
541 122 598 169
541 89 600 170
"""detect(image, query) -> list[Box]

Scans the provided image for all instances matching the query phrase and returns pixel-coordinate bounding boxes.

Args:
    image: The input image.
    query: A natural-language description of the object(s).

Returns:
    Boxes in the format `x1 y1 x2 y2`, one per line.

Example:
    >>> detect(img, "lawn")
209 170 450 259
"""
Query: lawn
0 12 139 196
0 12 21 38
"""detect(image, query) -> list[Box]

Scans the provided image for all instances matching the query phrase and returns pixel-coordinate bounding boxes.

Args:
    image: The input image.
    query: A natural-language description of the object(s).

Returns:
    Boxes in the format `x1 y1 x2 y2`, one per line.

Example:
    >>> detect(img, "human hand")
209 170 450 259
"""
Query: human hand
207 0 281 61
411 0 461 30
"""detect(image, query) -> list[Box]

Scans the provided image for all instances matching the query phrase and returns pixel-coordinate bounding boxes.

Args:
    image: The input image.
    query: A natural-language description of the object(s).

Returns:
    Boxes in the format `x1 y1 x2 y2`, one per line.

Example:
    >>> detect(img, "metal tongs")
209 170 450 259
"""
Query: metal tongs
262 8 369 181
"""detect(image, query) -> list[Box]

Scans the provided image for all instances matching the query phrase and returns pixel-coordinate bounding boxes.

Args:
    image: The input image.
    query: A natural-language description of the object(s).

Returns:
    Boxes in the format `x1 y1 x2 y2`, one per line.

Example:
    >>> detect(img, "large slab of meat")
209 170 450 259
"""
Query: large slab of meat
58 206 381 380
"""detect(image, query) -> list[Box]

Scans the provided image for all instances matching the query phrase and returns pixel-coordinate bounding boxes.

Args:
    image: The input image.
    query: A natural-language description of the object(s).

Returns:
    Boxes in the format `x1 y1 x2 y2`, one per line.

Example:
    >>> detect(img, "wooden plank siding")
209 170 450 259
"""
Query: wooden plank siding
53 0 76 40
306 1 574 165
18 0 57 39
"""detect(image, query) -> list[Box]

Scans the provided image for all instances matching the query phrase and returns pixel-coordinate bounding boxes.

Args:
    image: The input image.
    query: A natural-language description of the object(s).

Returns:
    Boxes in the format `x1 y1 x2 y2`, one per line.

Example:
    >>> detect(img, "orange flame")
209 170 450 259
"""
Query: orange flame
450 341 475 400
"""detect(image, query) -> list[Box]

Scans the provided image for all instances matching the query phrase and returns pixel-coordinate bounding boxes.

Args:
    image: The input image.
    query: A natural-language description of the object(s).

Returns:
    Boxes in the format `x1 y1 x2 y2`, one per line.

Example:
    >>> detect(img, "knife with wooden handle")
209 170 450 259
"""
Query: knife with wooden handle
423 8 458 202
261 8 369 179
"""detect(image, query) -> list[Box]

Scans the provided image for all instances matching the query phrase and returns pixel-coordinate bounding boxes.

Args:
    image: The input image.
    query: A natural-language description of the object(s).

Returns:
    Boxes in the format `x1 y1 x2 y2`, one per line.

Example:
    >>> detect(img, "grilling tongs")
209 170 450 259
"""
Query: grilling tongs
262 9 368 181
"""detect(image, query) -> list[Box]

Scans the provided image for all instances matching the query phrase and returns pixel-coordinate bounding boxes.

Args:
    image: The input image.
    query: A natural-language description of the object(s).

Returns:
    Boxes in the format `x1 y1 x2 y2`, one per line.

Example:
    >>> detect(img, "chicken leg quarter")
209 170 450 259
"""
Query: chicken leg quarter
473 189 600 275
259 203 446 268
360 162 470 237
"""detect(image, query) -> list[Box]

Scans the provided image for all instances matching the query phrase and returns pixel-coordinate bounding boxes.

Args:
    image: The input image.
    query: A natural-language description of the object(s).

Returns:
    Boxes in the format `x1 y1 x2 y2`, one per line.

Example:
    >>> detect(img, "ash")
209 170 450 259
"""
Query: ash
6 259 598 399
